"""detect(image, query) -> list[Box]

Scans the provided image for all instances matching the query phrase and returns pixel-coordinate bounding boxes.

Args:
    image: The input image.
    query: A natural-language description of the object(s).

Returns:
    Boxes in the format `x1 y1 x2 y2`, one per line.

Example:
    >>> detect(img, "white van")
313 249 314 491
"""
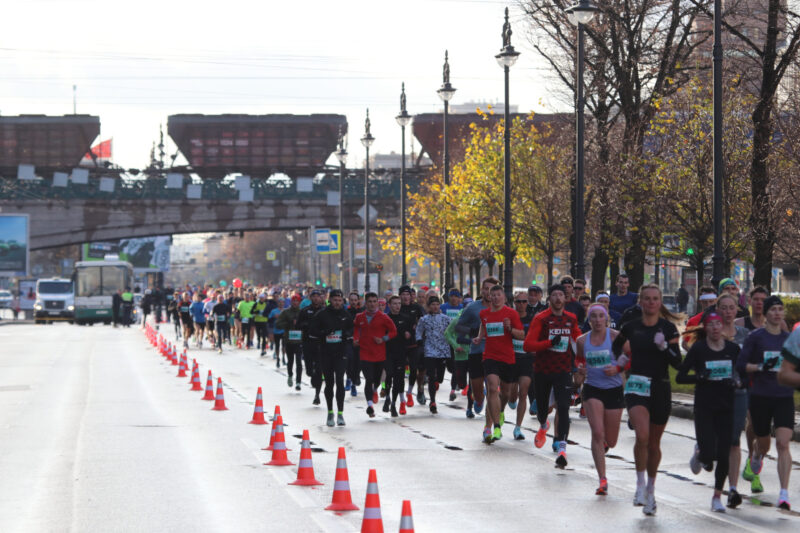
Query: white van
34 278 75 324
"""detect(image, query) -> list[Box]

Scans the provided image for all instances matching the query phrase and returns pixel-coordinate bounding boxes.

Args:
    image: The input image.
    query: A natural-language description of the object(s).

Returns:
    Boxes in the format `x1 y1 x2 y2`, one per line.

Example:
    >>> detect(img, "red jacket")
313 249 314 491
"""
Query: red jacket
353 310 397 362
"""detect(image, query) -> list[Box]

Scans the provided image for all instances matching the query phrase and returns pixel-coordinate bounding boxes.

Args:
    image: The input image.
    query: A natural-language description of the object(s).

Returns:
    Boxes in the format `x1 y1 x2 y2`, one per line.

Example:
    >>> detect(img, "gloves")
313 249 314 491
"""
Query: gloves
762 356 779 371
695 368 711 382
653 331 667 351
550 334 562 348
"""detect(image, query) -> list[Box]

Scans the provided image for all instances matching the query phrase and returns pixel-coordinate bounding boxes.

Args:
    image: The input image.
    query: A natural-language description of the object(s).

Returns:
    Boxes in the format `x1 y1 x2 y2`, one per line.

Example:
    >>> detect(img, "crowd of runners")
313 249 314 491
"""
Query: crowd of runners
142 274 800 516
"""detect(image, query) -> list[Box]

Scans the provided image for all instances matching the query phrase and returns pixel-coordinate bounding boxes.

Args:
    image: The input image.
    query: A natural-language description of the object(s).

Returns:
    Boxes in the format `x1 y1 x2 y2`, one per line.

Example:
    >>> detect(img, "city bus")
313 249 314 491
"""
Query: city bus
73 259 134 325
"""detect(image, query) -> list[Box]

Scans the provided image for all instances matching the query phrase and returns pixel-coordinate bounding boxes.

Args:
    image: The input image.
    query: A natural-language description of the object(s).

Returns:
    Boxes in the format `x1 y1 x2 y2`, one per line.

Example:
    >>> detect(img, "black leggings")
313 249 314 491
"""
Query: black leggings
255 322 268 351
321 354 347 412
424 358 447 405
302 341 322 392
241 322 252 345
694 405 733 491
534 372 572 442
274 335 282 357
215 321 228 349
386 351 407 404
361 360 384 404
347 343 361 386
286 343 302 379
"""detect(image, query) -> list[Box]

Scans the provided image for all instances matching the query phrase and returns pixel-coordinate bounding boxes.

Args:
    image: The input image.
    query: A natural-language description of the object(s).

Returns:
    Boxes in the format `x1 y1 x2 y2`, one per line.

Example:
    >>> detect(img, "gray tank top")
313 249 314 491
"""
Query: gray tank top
584 329 624 389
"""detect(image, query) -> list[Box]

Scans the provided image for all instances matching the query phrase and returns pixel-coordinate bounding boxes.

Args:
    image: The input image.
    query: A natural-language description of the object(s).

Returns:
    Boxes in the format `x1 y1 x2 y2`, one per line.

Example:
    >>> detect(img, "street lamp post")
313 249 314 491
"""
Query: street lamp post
437 51 456 292
566 0 597 282
335 131 348 291
496 7 520 300
361 110 375 293
711 0 725 288
396 83 412 287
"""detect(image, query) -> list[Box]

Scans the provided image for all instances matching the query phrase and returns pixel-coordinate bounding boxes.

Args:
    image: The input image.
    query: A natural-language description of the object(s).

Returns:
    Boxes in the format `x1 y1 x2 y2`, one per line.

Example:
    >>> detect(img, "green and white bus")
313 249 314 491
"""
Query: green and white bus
73 259 134 325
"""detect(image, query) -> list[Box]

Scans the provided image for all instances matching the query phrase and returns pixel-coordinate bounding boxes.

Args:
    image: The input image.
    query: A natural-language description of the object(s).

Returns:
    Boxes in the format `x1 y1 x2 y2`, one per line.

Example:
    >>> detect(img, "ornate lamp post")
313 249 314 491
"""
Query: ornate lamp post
396 83 412 287
361 110 375 293
437 51 456 292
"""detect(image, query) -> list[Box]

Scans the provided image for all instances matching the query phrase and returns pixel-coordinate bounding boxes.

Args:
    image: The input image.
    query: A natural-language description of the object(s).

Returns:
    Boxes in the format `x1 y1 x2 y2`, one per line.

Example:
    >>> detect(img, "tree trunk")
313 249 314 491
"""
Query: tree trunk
625 232 647 292
751 102 776 288
487 258 496 278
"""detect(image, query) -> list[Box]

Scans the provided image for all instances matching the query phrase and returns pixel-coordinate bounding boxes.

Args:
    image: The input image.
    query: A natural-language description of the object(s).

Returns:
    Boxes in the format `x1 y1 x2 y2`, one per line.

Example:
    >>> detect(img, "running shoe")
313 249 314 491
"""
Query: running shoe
711 497 726 513
417 391 426 405
492 426 502 441
750 454 764 475
633 486 647 506
430 402 438 414
508 400 517 410
534 424 548 449
449 391 457 402
399 402 407 415
595 479 608 496
499 412 505 426
350 387 358 398
287 375 293 387
555 451 567 469
382 398 391 413
466 408 475 419
336 414 345 426
751 475 764 493
373 391 379 404
579 406 586 419
295 382 301 391
390 404 398 418
474 401 484 415
643 492 657 516
366 405 375 418
627 418 634 431
689 444 702 475
406 392 415 407
312 394 321 406
483 427 493 444
727 489 742 509
513 426 525 440
529 399 538 416
742 457 754 481
261 350 266 357
345 379 351 391
326 413 335 427
552 439 559 453
218 348 222 354
778 500 791 511
462 385 469 396
380 387 387 398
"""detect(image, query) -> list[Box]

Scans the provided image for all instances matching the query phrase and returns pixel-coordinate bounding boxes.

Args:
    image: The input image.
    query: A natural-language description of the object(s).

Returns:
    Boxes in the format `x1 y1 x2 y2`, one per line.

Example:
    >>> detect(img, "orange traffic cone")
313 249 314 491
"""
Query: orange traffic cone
361 469 383 533
289 429 323 486
190 360 203 390
202 371 215 400
265 415 294 466
212 378 228 410
177 352 188 377
398 500 415 533
325 447 359 512
263 415 278 451
249 387 267 424
271 404 282 421
170 345 178 365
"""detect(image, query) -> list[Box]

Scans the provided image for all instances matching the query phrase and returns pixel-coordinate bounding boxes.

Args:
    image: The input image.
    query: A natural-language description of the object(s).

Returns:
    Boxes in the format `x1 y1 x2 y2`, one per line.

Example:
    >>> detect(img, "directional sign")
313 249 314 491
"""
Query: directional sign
321 230 340 255
315 229 341 254
266 250 276 261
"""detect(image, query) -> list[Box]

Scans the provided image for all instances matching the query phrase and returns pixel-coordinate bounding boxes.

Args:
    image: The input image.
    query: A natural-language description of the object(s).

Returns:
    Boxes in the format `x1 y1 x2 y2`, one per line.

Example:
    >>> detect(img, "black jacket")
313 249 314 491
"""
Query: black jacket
310 305 354 357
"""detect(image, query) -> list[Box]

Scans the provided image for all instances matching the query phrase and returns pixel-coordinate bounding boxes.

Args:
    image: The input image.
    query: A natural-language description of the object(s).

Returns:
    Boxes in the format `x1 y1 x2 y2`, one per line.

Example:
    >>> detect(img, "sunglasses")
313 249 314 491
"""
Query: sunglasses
514 300 528 304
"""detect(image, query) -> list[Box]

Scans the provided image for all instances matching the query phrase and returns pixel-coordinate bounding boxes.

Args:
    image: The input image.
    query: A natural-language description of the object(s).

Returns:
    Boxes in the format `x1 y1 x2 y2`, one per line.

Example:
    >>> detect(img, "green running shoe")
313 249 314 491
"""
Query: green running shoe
499 411 505 426
493 426 502 442
742 458 755 482
751 474 764 494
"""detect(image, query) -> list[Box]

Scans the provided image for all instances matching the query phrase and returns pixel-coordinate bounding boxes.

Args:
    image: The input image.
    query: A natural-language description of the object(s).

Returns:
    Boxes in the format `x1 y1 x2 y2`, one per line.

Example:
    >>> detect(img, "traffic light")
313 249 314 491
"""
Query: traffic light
315 279 321 286
431 280 437 287
376 263 383 272
322 282 327 288
686 248 695 256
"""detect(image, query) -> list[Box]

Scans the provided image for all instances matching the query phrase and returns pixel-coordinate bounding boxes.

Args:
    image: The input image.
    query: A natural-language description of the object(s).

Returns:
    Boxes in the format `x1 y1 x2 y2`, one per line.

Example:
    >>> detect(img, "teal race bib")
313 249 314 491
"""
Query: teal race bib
216 315 226 322
513 339 525 354
705 359 732 380
486 322 505 337
764 351 783 372
241 317 249 324
549 334 568 353
326 330 342 344
625 374 652 397
586 350 612 369
288 330 302 341
446 309 461 319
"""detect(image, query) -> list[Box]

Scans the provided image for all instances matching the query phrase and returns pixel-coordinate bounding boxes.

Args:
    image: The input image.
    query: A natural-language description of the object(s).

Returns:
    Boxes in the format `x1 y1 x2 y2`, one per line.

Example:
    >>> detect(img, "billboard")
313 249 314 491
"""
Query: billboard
82 236 170 271
0 214 30 276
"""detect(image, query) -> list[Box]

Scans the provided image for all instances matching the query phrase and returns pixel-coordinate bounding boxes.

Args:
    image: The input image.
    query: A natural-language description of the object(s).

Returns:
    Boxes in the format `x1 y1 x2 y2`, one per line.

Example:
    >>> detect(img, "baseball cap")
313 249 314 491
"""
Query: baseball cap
448 289 461 297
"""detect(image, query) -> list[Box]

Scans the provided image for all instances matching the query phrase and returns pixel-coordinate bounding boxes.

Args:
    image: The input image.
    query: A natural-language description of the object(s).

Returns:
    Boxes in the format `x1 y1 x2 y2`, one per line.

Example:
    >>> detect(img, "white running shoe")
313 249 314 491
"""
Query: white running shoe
689 444 702 475
633 485 647 506
643 492 657 516
711 497 726 513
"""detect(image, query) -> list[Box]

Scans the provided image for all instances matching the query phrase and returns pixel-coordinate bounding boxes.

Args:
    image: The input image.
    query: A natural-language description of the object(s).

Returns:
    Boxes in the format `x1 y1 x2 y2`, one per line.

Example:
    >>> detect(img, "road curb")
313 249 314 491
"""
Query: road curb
0 320 33 327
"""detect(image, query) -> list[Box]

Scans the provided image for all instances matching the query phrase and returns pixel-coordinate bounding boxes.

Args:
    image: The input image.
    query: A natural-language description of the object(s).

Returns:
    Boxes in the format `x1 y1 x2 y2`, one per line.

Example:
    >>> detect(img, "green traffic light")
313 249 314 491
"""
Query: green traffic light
431 280 437 287
686 248 694 256
315 279 321 285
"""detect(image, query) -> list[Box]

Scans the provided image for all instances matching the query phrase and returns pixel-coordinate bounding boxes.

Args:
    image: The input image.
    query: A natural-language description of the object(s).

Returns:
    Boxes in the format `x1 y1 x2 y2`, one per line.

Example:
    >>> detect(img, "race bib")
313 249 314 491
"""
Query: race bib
764 351 783 372
705 359 732 380
625 374 652 397
181 306 190 313
513 339 525 354
216 315 226 322
242 317 249 324
288 330 302 341
486 322 505 337
586 350 612 369
446 309 461 319
326 330 342 344
549 333 568 353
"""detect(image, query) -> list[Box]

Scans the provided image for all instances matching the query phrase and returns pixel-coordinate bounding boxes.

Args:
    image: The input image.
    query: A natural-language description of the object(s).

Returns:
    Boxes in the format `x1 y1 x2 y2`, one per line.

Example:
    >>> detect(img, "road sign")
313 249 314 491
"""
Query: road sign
552 269 560 278
535 274 544 283
321 230 340 255
315 229 341 254
266 250 276 261
410 267 418 278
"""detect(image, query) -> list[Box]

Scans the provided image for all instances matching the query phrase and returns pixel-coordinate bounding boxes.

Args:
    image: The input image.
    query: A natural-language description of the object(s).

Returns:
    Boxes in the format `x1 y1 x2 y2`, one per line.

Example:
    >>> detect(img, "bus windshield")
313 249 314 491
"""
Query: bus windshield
76 266 129 297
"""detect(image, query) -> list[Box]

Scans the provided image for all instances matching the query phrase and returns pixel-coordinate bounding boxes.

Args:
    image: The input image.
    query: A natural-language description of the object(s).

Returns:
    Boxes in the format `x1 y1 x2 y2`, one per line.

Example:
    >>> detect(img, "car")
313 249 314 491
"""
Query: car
7 240 20 250
662 294 678 313
0 290 12 308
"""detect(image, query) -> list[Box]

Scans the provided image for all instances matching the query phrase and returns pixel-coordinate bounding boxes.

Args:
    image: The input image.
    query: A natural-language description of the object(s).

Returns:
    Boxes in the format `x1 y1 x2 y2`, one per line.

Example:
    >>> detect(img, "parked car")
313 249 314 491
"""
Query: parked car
0 290 12 308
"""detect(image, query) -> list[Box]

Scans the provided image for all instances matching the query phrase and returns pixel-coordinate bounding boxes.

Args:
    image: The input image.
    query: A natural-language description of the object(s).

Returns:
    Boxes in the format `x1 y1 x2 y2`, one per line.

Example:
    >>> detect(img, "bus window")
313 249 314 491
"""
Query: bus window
76 267 101 297
102 266 126 294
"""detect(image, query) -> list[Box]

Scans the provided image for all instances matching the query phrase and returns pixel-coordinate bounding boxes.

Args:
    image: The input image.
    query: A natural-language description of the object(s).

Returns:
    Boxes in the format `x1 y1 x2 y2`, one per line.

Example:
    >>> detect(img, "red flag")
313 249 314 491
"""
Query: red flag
83 139 112 161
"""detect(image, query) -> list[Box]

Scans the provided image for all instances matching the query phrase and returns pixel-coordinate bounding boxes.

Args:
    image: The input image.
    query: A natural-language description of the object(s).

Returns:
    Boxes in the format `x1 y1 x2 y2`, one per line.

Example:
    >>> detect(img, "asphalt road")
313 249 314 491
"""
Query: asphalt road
1 322 799 532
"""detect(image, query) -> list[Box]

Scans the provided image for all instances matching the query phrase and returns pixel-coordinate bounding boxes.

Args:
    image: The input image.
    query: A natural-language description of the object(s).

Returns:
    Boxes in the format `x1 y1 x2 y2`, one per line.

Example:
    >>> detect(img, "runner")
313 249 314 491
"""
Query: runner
735 286 790 332
526 285 547 316
345 291 363 397
676 311 739 513
269 295 285 364
523 284 581 467
310 289 354 427
456 277 498 416
718 278 749 318
167 291 181 340
178 292 193 348
575 303 624 495
211 294 230 353
441 289 464 400
509 291 535 440
385 295 413 416
275 294 304 390
560 276 586 325
778 326 800 388
736 295 793 511
608 273 638 316
353 292 397 418
611 284 682 516
417 295 453 414
253 293 270 357
189 293 206 348
445 306 474 417
297 289 325 405
400 285 426 408
203 290 217 347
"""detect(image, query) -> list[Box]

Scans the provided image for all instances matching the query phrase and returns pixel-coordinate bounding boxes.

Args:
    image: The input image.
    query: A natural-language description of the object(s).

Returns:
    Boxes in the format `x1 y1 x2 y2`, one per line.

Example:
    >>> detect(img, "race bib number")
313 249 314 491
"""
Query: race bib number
180 306 190 313
705 359 732 380
242 317 249 324
486 322 505 337
625 374 652 397
549 334 568 353
216 315 226 322
288 330 302 341
513 339 525 354
446 309 461 319
764 351 783 372
326 330 342 344
586 350 612 369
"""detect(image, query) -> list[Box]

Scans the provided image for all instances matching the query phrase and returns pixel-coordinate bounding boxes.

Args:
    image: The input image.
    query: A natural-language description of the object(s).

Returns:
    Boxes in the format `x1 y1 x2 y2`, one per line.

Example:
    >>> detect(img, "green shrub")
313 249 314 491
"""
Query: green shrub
782 296 800 329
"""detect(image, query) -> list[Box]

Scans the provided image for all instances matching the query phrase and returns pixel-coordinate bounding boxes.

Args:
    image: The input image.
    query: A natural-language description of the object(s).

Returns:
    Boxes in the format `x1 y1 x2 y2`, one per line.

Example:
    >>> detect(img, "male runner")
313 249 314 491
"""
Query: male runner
311 289 354 426
276 294 304 390
297 289 325 404
353 292 397 417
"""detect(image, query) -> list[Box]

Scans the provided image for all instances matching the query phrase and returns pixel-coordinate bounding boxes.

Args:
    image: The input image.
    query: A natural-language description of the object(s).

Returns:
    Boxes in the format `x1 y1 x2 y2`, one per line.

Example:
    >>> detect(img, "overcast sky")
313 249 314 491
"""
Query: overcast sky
2 0 571 170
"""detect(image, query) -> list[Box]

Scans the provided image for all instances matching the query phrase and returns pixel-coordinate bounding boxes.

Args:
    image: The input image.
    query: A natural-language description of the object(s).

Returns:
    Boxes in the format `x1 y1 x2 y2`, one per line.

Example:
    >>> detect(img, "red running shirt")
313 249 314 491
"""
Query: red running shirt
523 308 581 374
479 306 523 364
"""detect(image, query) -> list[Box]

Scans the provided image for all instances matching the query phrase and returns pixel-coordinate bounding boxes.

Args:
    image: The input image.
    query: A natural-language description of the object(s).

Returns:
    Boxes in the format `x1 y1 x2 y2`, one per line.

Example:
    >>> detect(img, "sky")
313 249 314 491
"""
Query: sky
1 0 570 170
